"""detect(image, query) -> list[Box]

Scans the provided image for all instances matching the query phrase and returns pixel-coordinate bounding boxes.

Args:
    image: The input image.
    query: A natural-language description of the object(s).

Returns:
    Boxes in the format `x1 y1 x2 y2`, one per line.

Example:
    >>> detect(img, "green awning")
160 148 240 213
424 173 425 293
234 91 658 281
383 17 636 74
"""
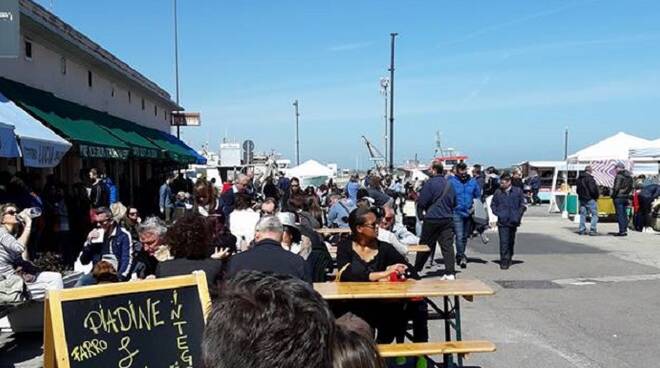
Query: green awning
136 126 198 164
0 78 162 160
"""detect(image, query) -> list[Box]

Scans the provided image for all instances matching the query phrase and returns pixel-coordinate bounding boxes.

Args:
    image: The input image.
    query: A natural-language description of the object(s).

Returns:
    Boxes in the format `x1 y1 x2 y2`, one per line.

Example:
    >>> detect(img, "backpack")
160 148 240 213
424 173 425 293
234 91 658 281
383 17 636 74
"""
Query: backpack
0 274 29 304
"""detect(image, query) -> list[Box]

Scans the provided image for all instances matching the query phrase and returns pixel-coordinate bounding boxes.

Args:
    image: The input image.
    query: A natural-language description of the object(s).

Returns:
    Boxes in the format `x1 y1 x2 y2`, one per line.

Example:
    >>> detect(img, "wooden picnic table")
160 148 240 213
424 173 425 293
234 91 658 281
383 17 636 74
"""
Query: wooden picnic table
315 227 352 235
314 279 494 367
314 279 493 300
328 244 431 258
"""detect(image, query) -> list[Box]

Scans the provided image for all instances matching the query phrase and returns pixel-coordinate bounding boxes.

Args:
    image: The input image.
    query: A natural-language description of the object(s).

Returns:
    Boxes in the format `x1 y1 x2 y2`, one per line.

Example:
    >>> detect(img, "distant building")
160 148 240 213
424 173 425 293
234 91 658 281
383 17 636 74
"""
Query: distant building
0 0 202 203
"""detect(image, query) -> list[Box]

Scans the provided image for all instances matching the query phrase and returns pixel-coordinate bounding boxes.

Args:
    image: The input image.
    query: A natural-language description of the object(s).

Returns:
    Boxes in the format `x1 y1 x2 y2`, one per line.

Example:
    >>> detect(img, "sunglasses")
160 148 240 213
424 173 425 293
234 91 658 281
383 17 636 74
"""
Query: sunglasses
128 212 139 216
3 210 17 216
360 222 378 230
94 219 112 226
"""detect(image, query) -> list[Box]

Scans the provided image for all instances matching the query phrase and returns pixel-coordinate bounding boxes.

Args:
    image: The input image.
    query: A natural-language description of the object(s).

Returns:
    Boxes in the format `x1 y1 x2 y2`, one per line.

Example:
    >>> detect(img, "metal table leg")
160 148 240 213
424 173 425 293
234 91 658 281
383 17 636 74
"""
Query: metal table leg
454 296 463 367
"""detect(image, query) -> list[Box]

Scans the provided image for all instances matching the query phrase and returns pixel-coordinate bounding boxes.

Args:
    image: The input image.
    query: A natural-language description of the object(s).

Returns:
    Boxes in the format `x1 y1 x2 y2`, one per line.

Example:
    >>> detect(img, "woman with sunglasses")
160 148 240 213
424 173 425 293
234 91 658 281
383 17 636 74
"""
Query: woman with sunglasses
0 203 63 300
335 206 418 344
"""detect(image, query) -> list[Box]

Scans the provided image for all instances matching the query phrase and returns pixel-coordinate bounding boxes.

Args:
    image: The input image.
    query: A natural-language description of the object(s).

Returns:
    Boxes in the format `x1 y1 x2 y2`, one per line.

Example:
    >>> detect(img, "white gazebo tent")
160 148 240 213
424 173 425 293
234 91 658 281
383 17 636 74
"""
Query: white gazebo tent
630 138 660 175
285 159 335 187
568 132 651 162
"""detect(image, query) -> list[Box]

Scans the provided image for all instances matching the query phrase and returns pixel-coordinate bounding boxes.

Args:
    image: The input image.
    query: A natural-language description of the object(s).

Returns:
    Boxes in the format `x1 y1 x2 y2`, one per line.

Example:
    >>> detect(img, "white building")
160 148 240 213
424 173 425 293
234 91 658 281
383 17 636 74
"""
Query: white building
0 0 202 203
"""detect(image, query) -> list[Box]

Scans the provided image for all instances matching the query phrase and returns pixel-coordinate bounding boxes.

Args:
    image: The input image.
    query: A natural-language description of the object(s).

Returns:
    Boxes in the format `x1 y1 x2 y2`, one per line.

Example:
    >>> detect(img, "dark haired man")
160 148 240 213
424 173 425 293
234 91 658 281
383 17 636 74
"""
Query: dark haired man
89 168 109 208
159 173 175 222
203 270 335 368
611 163 633 236
76 207 133 285
414 160 456 278
449 162 481 269
491 173 526 270
576 166 599 235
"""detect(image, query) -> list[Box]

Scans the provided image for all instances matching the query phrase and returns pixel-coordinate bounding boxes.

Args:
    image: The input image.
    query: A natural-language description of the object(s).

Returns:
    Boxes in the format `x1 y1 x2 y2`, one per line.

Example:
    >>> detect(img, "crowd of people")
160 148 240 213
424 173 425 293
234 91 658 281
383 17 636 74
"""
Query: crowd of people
1 160 658 366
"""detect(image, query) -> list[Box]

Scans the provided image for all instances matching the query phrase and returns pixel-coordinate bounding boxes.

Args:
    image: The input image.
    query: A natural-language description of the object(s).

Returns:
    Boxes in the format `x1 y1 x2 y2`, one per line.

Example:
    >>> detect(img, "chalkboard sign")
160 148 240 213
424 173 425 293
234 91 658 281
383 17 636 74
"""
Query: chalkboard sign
43 273 211 368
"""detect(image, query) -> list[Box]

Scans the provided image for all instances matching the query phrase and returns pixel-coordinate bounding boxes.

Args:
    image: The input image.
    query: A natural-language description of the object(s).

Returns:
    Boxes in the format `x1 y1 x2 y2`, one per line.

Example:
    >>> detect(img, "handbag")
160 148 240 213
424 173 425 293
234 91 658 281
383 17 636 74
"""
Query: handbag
0 273 29 303
472 198 489 225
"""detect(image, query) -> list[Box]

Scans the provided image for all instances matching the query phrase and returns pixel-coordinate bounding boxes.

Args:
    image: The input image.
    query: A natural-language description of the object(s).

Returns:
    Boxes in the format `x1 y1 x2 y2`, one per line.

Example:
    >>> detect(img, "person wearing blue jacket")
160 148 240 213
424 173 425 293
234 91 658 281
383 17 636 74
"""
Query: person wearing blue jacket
449 163 482 269
76 207 134 285
414 161 456 278
491 173 526 270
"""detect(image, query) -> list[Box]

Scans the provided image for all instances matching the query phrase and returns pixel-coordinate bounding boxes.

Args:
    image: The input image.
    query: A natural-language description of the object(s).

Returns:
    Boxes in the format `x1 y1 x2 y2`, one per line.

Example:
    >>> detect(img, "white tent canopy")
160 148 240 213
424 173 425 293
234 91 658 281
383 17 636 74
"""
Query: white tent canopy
568 132 651 162
285 159 334 179
630 138 660 158
0 91 72 167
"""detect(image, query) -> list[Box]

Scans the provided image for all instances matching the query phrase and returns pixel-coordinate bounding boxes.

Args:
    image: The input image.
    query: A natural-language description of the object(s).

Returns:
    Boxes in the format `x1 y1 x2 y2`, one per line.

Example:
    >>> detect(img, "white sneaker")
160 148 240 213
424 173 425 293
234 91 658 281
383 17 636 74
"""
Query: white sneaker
441 274 455 281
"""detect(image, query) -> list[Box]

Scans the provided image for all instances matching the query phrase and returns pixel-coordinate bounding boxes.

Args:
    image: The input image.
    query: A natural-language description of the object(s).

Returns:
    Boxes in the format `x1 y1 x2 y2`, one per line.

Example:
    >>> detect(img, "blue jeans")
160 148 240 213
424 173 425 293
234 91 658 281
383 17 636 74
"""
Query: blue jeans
578 200 598 233
452 214 471 259
74 273 98 287
498 226 517 263
613 197 629 234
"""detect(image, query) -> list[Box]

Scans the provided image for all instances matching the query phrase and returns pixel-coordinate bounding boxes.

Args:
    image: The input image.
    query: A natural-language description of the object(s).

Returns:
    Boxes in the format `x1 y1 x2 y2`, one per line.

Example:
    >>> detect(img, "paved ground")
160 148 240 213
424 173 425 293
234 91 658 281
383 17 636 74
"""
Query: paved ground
1 205 659 367
425 206 660 368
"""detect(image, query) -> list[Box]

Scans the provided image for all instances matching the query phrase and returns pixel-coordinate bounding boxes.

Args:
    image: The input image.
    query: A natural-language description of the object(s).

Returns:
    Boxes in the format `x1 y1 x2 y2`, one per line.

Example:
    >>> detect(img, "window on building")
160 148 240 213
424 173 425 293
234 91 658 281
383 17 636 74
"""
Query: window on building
128 91 132 103
164 110 167 121
154 104 158 116
87 70 93 88
141 98 145 110
25 40 32 60
60 56 66 75
111 86 115 97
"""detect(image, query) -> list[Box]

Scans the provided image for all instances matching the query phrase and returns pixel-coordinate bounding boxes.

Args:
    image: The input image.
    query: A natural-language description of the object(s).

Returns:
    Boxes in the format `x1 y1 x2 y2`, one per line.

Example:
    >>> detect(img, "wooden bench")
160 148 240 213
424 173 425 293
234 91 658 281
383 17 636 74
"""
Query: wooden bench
378 340 496 358
315 280 495 367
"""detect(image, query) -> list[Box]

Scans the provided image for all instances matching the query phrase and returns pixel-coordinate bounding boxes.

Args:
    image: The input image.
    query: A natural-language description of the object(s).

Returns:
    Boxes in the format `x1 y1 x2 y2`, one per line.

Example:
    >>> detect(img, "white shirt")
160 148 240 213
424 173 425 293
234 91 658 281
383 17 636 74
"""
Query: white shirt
377 228 408 256
392 222 420 245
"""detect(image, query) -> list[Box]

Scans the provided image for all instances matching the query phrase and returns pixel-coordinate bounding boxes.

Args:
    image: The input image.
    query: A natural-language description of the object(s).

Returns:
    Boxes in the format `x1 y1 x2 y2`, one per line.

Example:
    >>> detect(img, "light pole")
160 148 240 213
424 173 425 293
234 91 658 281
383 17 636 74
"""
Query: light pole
388 33 398 172
380 77 389 168
293 100 300 165
173 0 181 139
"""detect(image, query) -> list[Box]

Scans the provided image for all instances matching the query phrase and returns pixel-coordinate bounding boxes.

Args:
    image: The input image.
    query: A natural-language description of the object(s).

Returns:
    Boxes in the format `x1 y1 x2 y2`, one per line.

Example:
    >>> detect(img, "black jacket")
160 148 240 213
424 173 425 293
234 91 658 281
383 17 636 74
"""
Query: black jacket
492 187 526 227
612 170 633 199
226 239 311 282
576 172 599 202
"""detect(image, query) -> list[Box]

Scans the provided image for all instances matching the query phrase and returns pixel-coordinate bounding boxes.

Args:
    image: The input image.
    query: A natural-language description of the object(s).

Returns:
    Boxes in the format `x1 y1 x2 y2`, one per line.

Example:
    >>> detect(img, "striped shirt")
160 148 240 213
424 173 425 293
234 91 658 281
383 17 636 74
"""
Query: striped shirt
0 226 24 277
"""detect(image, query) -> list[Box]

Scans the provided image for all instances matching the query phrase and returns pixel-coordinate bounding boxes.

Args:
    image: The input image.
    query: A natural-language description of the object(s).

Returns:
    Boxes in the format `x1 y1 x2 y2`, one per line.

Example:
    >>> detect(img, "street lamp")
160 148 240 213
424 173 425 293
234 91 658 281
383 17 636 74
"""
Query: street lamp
173 0 181 139
380 77 389 168
388 33 398 172
293 100 300 165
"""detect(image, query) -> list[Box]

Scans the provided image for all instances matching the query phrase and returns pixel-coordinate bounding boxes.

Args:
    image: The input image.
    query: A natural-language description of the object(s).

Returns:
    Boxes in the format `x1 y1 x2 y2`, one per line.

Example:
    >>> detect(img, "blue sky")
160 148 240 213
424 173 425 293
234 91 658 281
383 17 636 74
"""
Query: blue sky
39 0 660 168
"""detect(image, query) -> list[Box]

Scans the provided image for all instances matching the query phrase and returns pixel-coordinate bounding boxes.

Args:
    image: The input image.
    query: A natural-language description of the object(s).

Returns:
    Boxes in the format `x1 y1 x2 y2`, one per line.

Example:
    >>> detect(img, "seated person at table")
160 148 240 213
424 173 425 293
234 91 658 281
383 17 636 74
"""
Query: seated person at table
76 207 133 286
156 213 231 297
259 197 278 216
380 205 420 245
327 194 355 228
0 203 63 300
226 215 311 282
335 206 419 343
203 270 335 368
131 216 169 279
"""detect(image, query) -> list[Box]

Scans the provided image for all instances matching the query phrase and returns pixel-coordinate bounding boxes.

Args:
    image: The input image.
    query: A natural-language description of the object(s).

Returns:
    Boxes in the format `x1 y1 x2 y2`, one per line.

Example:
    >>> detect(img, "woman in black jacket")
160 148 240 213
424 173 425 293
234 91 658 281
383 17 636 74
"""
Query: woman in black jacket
335 207 424 343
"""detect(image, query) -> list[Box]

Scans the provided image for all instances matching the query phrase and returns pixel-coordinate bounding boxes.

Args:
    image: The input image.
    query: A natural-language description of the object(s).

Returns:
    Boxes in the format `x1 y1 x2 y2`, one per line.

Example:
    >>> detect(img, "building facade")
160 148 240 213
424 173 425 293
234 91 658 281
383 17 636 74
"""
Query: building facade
0 0 201 209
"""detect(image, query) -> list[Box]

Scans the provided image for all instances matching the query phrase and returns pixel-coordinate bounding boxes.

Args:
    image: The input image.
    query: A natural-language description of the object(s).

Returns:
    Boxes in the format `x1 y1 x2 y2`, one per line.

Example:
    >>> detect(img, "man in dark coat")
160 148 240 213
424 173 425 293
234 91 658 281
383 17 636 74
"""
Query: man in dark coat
414 161 456 277
492 173 526 270
226 216 311 282
611 163 633 236
576 166 600 235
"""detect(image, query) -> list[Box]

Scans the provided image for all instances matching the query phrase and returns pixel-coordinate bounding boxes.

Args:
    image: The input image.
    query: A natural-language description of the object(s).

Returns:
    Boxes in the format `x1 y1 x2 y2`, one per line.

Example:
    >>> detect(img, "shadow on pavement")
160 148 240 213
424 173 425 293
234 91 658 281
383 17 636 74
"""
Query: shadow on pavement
471 232 605 255
0 332 43 367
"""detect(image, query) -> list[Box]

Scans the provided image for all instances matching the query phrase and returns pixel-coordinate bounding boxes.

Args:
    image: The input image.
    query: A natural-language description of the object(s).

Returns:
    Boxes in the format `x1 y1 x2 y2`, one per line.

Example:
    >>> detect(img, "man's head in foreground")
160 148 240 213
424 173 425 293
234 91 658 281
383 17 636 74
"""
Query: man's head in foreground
203 270 335 368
